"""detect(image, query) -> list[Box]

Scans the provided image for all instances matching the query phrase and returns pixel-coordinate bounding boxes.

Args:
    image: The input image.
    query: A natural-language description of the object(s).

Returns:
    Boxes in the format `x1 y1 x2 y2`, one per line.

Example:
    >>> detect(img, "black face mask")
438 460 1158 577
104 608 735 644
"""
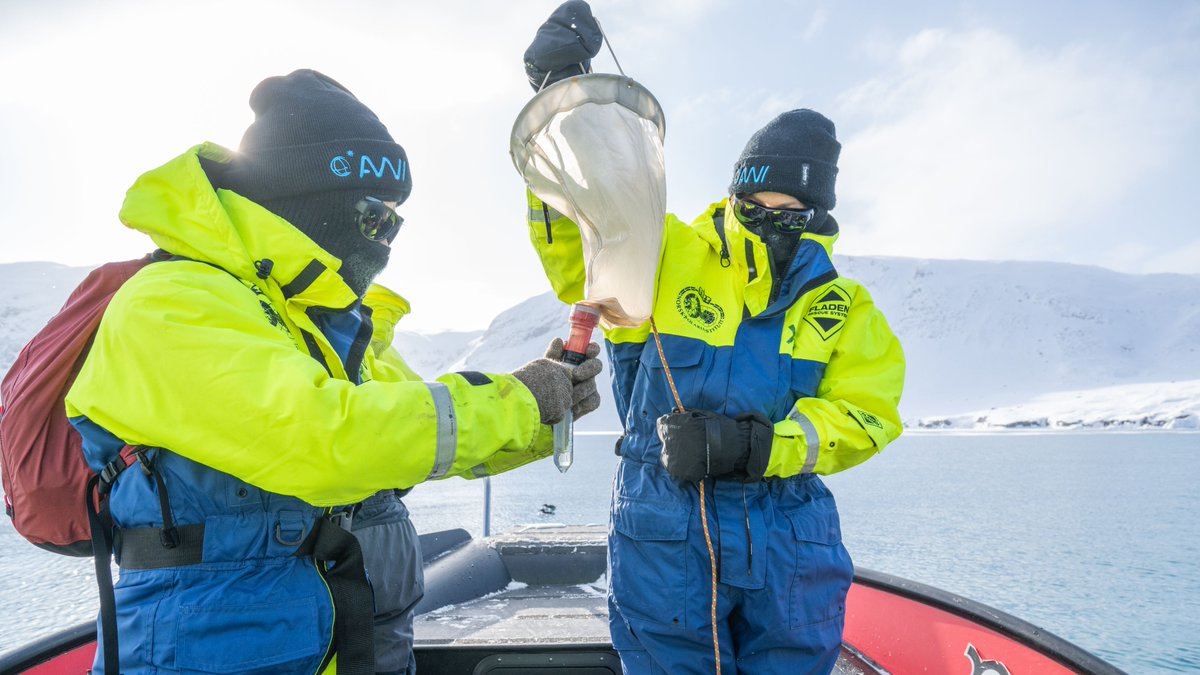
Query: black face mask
261 192 392 298
753 223 805 278
745 208 828 276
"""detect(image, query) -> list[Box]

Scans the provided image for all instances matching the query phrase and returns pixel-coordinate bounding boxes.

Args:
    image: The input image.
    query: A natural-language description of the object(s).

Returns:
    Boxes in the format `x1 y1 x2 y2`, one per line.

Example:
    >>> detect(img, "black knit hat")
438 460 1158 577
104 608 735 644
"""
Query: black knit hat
225 69 412 204
729 109 840 211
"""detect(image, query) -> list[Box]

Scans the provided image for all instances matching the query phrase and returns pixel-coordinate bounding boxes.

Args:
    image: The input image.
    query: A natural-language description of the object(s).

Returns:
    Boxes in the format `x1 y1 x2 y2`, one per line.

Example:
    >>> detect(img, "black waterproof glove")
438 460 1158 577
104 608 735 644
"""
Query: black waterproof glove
523 0 603 91
657 410 773 483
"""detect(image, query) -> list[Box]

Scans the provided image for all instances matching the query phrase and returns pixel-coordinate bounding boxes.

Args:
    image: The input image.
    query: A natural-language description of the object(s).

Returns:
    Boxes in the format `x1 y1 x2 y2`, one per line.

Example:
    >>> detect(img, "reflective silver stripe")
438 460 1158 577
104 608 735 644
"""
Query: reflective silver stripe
787 409 820 474
425 383 457 479
527 203 565 222
470 464 490 479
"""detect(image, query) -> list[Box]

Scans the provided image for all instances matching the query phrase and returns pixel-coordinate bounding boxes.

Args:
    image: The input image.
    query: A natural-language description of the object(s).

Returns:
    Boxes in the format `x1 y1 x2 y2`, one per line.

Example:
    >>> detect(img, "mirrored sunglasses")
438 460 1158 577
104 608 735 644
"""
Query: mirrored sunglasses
355 197 404 243
731 197 815 233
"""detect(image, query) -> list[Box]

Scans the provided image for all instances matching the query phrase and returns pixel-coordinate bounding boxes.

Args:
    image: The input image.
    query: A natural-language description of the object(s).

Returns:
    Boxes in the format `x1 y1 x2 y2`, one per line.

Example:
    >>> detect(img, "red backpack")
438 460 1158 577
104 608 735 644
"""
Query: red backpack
2 253 378 675
0 254 152 555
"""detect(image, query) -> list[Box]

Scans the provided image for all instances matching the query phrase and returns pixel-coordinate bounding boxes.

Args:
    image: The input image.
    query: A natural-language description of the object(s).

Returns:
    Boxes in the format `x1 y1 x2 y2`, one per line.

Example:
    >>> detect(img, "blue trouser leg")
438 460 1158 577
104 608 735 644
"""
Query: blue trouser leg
609 462 851 675
723 478 852 675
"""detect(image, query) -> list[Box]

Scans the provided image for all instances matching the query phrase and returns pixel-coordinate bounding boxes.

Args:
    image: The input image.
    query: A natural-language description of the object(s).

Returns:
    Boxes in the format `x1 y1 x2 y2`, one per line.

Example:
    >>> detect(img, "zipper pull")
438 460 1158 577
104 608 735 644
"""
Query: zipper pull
542 204 554 244
743 484 753 576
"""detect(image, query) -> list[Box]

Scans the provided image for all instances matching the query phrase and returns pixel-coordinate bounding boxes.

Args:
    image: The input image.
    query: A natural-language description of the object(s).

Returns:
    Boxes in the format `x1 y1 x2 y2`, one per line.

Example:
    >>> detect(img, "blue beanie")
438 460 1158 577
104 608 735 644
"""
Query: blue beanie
729 109 840 211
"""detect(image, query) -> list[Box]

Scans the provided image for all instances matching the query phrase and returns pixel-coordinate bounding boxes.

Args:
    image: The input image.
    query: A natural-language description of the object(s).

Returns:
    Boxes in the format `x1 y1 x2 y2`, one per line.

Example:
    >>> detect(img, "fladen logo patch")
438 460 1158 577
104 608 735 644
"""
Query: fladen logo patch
804 284 850 340
676 286 725 332
859 411 884 429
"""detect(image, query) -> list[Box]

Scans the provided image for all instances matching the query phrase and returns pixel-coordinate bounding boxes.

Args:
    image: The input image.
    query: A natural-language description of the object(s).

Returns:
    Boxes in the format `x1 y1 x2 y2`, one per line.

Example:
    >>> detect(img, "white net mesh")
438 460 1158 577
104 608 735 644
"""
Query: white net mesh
511 75 666 327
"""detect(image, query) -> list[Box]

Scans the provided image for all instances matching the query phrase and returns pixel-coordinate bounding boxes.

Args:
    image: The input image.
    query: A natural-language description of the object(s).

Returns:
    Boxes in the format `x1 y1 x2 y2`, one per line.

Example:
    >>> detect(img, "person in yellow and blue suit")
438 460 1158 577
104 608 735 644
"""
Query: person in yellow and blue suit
522 8 904 671
526 109 906 675
65 69 602 675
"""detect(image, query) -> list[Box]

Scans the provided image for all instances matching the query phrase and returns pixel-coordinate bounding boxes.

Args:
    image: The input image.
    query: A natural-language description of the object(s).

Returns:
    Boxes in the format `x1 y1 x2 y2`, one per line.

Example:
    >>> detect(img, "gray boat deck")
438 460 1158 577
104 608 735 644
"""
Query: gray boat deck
412 524 883 673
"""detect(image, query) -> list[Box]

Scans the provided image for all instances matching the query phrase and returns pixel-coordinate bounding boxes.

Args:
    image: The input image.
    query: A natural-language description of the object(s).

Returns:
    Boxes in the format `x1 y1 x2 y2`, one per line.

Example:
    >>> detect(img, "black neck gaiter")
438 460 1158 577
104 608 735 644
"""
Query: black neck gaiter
746 209 831 300
261 192 390 299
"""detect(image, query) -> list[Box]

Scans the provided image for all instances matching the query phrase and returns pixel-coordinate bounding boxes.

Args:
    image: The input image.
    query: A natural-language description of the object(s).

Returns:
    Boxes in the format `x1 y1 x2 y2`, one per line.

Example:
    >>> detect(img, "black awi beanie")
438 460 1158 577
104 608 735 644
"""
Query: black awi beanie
729 109 840 211
224 69 412 297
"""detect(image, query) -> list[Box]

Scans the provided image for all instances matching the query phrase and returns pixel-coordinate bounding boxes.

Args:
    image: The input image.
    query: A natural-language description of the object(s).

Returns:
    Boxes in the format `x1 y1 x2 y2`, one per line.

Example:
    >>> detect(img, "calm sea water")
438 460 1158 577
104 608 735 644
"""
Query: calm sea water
1 432 1196 673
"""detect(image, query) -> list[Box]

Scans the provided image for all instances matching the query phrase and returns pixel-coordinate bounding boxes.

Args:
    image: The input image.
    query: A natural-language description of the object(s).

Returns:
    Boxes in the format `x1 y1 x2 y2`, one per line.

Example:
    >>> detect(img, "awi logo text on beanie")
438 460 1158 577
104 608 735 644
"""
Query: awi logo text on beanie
330 150 408 182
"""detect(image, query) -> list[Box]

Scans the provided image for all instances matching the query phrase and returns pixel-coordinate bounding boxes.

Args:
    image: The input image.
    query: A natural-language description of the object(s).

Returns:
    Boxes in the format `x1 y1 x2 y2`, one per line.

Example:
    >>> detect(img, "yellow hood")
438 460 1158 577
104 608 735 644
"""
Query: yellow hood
118 143 359 310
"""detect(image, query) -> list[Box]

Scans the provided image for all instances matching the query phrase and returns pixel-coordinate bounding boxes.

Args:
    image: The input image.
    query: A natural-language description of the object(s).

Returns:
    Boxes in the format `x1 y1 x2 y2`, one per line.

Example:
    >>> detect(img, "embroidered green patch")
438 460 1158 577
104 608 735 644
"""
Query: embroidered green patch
676 286 725 333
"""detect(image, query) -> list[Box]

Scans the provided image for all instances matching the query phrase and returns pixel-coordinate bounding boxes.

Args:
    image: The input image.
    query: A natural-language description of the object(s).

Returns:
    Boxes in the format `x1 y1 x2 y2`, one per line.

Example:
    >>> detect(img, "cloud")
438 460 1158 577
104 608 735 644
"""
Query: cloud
834 28 1200 271
801 5 830 42
3 3 1197 330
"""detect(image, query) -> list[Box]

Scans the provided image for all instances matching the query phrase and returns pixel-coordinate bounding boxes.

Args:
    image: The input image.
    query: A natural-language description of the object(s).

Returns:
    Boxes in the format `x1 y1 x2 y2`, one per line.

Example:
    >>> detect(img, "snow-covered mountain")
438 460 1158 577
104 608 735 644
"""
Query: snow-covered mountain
391 329 484 379
3 257 1198 431
403 255 1200 431
913 379 1200 430
833 255 1200 423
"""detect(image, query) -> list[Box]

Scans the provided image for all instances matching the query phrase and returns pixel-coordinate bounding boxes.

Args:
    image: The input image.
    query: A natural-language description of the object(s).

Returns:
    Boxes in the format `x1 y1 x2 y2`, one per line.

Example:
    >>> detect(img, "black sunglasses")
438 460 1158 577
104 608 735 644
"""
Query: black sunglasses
731 197 815 233
355 197 404 243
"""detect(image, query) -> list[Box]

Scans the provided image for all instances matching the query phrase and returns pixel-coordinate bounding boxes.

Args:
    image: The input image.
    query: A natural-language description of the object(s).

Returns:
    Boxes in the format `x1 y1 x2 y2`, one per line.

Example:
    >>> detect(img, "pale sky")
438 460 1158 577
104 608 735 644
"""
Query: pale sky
2 1 1197 331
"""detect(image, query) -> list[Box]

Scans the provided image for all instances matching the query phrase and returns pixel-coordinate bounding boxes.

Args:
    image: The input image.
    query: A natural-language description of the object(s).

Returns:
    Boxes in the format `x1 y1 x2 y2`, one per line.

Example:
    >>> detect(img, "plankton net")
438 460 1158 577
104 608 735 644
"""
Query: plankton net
510 73 666 327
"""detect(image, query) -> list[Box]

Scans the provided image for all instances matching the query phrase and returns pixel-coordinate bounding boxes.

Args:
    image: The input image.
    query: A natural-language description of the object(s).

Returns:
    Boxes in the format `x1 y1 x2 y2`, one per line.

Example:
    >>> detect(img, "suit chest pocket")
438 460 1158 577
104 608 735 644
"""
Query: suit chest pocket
636 338 709 415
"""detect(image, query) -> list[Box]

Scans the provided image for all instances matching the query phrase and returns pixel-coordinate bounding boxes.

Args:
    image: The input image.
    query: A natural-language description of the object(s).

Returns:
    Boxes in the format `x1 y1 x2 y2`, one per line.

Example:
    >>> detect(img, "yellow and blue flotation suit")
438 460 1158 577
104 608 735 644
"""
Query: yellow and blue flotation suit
63 144 556 674
525 191 905 673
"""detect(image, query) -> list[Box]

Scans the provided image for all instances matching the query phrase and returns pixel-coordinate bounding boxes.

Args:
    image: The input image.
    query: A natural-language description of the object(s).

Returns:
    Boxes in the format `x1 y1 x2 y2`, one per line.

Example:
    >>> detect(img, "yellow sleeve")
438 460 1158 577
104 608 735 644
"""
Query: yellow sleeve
765 283 905 477
367 345 423 382
526 190 586 305
65 263 549 505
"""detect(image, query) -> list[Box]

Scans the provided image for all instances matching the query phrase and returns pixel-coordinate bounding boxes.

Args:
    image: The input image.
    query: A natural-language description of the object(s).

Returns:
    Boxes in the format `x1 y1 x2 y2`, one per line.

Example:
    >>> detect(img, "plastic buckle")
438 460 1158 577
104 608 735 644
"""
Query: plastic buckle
328 510 354 531
99 456 128 489
135 449 155 476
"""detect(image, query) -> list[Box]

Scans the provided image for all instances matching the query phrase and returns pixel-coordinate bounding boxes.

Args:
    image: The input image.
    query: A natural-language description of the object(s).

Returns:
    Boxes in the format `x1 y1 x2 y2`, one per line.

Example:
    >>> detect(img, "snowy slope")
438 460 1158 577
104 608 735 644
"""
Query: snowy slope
913 380 1200 430
834 255 1200 418
391 330 484 379
0 262 91 373
430 256 1200 431
2 257 1198 432
434 293 623 429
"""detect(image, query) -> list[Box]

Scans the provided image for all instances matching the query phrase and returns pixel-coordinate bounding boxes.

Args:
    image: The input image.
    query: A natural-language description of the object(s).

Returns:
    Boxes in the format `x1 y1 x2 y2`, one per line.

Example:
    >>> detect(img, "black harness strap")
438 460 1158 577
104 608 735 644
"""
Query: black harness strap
296 516 376 675
86 473 120 675
134 448 181 548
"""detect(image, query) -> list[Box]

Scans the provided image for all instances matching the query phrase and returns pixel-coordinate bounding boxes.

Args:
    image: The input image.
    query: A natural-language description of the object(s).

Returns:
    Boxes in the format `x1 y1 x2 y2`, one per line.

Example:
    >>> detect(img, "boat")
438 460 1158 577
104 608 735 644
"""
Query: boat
0 523 1125 675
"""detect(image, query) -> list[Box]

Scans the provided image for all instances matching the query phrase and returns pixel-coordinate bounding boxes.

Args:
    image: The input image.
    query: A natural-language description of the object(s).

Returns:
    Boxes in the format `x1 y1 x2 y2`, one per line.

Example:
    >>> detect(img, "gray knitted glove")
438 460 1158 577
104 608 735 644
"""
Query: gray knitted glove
512 356 573 425
543 338 603 420
512 339 604 425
